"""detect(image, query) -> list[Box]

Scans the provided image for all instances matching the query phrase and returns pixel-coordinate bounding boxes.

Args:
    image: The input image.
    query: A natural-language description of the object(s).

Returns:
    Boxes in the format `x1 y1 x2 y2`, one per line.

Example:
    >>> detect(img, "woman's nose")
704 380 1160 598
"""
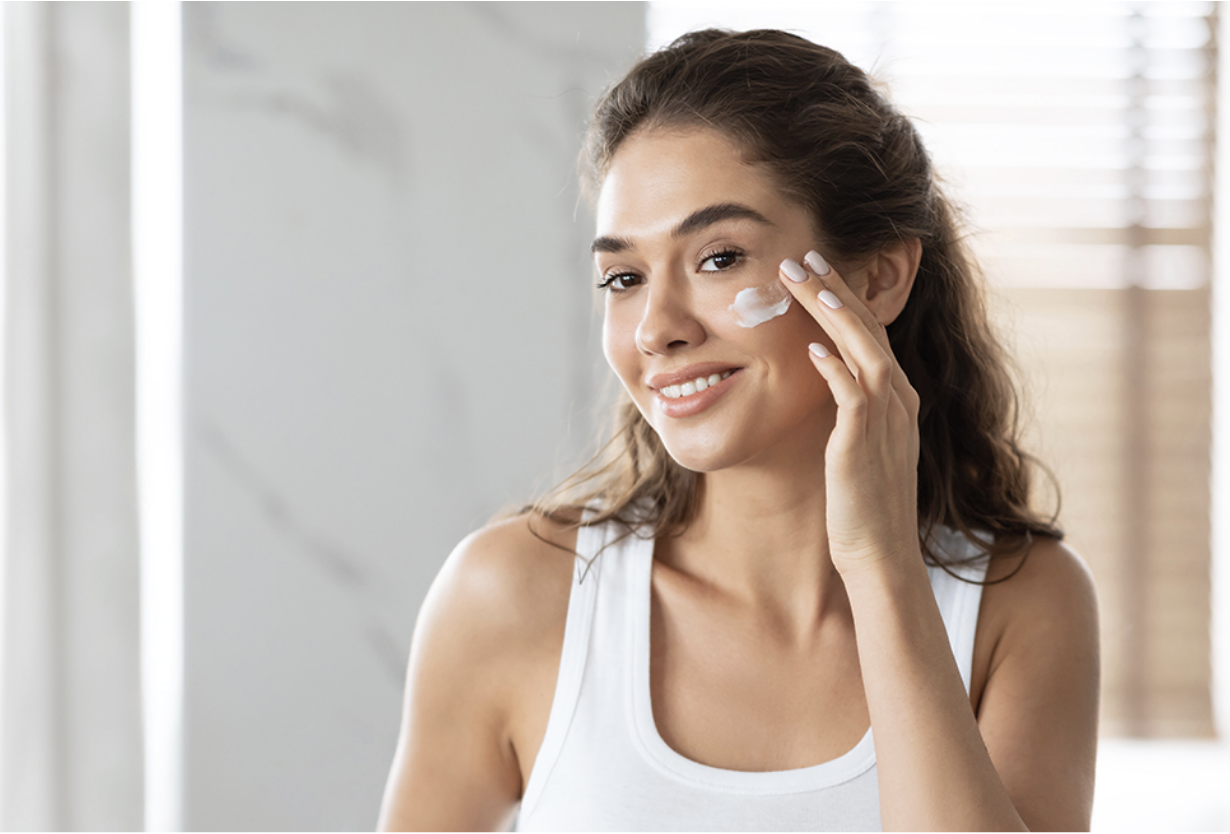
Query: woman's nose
635 281 707 355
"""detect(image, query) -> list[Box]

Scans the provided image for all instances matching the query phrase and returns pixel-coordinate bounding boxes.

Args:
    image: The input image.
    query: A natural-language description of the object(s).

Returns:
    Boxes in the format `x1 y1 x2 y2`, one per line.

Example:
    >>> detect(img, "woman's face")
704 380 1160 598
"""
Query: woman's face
595 127 838 473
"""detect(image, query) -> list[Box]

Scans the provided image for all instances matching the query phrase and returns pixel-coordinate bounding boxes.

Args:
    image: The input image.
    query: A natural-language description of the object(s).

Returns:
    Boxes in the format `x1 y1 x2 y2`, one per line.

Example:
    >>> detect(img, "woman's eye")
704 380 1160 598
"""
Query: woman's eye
699 250 741 272
597 272 643 293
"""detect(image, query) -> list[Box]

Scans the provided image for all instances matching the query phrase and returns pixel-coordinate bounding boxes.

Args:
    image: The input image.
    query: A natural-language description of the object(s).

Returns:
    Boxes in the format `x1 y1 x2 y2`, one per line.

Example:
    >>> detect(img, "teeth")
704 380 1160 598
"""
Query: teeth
660 370 733 399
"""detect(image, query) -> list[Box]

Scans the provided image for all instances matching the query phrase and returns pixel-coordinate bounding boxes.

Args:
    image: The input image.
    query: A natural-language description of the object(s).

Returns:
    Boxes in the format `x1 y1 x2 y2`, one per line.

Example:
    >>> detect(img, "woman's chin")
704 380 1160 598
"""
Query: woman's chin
659 439 746 474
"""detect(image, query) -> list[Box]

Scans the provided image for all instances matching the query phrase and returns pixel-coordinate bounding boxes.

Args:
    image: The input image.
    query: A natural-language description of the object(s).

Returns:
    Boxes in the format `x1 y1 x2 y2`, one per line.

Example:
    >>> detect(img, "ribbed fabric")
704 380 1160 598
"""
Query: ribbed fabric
518 522 989 832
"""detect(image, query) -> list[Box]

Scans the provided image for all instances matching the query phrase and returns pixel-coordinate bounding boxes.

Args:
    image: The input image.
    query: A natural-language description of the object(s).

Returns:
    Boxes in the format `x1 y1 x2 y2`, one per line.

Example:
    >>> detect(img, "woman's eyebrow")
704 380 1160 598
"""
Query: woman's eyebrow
591 202 774 254
674 202 773 238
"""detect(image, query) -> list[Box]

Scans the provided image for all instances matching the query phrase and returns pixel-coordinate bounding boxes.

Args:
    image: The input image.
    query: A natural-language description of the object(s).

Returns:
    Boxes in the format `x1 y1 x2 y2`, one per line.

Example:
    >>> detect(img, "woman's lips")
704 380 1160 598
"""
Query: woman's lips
653 369 740 418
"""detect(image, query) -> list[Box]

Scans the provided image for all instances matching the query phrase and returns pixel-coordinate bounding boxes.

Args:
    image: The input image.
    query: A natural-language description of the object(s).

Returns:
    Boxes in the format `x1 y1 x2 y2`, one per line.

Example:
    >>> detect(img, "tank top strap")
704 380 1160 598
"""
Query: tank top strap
519 518 637 818
923 527 991 694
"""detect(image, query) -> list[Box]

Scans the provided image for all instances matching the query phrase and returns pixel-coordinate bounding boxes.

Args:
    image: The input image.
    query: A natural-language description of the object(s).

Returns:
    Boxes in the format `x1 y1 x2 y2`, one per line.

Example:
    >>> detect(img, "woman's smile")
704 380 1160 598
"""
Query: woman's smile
650 367 739 418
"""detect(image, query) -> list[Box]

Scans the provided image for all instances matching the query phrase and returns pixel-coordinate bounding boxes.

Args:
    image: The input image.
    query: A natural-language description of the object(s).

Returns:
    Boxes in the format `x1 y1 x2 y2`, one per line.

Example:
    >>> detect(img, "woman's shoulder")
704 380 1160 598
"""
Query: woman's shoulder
419 512 581 657
981 535 1098 626
970 534 1099 709
384 514 583 828
404 512 580 744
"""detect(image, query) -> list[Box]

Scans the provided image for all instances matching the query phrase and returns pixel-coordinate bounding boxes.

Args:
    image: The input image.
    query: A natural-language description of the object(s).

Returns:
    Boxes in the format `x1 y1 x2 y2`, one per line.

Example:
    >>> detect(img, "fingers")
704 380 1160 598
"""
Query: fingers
779 252 897 396
782 250 918 428
807 341 868 442
810 338 921 473
780 251 892 357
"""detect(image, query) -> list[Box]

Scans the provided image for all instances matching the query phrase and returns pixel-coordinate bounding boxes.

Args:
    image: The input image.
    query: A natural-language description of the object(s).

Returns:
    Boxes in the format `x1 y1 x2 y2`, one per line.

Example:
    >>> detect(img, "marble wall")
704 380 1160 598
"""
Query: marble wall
182 3 645 828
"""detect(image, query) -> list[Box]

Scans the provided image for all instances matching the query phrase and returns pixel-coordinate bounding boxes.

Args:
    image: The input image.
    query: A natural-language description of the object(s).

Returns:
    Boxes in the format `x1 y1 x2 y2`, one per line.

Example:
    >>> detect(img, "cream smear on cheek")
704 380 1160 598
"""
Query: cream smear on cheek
729 282 792 327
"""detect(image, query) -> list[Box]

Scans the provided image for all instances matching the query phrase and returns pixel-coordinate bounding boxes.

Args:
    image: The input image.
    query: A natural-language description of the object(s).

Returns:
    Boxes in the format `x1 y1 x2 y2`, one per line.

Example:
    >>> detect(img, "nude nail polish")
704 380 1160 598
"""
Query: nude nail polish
818 289 843 310
780 258 807 283
805 250 831 276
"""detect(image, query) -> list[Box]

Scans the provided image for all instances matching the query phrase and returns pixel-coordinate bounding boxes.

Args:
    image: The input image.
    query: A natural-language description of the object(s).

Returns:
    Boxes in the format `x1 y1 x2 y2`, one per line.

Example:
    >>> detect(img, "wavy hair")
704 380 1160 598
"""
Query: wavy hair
526 29 1061 573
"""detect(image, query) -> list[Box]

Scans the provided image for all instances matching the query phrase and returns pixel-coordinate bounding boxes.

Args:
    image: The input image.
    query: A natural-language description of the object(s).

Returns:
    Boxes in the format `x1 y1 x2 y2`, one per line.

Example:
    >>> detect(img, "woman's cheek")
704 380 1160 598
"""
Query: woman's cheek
601 304 641 380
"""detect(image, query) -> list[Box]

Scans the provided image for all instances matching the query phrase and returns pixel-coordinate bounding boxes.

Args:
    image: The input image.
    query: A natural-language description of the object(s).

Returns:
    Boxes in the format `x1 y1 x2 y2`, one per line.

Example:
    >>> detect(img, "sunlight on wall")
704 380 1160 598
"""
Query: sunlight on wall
132 2 184 830
0 3 9 822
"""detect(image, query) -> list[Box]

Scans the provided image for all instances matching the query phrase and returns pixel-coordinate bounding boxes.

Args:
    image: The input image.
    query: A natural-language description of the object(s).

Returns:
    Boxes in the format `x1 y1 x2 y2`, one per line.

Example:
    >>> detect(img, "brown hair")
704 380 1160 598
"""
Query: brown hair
528 29 1061 572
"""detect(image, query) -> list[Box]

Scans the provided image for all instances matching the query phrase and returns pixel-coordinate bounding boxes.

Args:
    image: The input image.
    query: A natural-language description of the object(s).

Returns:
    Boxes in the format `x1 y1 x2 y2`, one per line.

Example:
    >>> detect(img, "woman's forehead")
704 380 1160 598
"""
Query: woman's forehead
594 127 791 242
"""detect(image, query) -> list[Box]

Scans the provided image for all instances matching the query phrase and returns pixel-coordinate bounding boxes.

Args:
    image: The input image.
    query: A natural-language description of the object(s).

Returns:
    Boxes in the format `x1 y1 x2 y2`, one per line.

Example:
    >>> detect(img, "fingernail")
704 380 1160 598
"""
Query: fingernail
818 289 843 310
805 250 831 276
809 342 830 358
780 258 808 283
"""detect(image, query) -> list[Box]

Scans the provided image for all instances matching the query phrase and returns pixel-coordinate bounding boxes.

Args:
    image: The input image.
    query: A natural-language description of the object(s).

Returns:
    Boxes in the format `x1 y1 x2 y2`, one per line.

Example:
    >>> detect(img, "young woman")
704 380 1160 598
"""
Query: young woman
378 29 1099 831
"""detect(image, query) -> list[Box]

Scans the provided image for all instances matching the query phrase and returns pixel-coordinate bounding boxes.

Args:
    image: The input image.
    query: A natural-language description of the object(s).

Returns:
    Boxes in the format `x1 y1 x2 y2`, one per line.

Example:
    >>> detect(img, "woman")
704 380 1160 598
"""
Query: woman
379 29 1099 831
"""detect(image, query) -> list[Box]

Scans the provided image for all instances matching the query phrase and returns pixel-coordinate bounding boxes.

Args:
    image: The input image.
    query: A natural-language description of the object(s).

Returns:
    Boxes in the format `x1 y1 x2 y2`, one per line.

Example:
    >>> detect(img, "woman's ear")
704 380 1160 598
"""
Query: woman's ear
859 238 921 326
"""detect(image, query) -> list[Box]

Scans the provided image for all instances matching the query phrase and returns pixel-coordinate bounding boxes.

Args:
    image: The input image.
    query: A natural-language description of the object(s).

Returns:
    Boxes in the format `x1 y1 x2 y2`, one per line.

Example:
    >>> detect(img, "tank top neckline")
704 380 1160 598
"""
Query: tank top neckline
624 532 878 794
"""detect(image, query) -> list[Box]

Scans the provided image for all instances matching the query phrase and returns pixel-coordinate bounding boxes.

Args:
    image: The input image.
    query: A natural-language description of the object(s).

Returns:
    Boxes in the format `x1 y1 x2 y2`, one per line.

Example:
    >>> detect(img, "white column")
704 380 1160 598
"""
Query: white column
1 2 143 830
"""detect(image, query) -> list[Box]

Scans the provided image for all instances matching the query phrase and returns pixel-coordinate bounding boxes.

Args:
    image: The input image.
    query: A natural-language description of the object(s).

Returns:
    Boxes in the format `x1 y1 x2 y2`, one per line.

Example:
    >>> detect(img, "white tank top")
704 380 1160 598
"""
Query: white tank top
517 520 989 832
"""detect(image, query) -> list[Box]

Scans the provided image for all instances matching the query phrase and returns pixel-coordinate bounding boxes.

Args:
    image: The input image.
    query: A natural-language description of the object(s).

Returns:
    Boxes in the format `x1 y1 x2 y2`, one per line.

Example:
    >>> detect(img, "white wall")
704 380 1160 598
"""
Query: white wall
181 3 645 829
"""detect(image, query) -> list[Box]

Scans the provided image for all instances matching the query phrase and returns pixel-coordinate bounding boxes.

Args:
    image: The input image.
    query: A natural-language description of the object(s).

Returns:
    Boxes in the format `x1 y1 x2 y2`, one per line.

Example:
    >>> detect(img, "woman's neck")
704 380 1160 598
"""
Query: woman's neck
657 438 848 636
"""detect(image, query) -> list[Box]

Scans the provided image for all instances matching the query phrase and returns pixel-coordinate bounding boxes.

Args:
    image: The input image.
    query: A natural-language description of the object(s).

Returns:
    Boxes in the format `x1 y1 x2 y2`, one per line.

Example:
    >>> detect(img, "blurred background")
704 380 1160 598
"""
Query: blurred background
0 1 1226 830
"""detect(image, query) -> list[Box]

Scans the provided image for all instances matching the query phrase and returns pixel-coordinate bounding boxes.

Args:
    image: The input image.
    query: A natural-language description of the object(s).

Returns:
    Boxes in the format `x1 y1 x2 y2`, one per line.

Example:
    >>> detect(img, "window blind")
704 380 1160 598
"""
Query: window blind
649 0 1216 737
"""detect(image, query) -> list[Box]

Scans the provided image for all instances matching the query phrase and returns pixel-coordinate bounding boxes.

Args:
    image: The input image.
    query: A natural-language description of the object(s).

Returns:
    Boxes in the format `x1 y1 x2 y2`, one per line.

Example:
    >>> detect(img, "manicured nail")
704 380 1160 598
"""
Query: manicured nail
780 258 808 283
818 289 843 309
805 250 831 276
809 342 830 358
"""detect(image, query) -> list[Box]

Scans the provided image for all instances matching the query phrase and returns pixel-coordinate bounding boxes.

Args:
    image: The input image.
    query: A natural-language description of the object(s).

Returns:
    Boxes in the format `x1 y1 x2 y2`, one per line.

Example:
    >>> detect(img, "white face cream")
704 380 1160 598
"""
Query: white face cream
729 283 792 327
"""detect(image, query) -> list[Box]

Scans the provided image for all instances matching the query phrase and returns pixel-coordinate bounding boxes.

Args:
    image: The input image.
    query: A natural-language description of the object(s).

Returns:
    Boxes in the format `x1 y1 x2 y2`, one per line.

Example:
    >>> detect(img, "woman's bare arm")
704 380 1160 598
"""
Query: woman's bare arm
843 537 1099 831
378 519 573 831
975 538 1101 830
